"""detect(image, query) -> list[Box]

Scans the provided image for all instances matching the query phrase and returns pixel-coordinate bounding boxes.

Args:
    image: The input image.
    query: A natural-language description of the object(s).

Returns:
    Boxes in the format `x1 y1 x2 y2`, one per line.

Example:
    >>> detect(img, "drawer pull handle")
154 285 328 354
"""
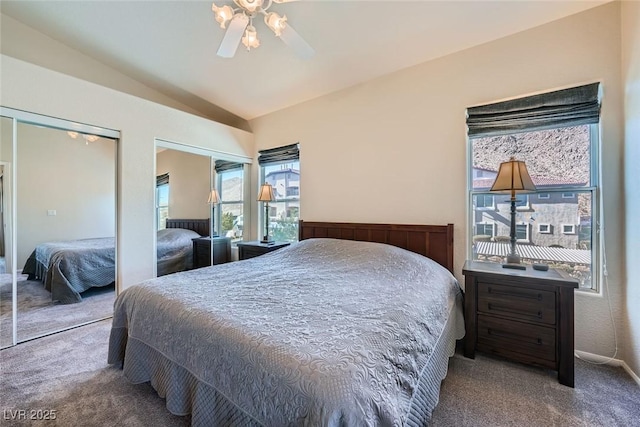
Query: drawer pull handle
487 286 544 301
487 328 544 345
487 303 544 319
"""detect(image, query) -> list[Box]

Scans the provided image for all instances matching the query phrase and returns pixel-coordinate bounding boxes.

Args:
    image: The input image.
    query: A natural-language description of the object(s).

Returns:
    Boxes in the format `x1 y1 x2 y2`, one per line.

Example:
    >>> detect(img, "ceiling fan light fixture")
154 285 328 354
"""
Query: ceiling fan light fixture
212 3 235 29
242 25 260 50
212 0 313 58
234 0 263 13
264 12 287 37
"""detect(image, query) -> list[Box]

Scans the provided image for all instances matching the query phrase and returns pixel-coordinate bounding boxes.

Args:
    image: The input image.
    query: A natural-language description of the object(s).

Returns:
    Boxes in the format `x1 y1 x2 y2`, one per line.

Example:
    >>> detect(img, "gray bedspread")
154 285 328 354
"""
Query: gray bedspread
108 238 465 426
22 228 200 304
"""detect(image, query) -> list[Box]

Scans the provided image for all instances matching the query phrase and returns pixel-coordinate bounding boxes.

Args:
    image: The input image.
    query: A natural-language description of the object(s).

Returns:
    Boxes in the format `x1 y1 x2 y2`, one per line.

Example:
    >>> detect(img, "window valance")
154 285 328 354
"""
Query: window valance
258 143 299 165
214 160 243 173
466 83 601 138
156 173 169 186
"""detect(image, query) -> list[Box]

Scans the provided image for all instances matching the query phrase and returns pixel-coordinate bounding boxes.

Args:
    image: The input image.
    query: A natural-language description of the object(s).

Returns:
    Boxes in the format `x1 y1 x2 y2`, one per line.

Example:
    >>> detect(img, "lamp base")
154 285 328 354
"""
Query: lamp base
261 237 275 245
502 263 526 270
506 253 521 264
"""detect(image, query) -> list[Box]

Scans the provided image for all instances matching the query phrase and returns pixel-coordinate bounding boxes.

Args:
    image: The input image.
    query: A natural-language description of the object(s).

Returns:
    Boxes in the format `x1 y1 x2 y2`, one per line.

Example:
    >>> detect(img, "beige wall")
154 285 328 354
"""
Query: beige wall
250 3 627 362
15 124 116 267
0 55 254 288
622 0 640 377
0 14 249 131
156 149 211 220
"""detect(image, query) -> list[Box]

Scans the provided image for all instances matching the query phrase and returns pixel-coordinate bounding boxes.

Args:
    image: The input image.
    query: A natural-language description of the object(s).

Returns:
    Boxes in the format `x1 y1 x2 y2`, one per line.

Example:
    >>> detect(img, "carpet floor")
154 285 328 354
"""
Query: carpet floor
0 274 115 348
1 320 637 426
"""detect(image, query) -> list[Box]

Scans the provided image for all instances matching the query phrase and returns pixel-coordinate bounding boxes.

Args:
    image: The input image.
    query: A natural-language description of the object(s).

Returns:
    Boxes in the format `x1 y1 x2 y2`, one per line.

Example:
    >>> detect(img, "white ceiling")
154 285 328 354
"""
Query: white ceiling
1 1 609 121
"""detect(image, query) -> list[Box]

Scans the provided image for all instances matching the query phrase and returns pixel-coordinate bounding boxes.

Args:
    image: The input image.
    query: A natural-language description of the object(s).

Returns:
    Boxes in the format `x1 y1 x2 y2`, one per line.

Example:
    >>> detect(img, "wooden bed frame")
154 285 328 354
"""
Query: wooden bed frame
166 218 210 237
299 221 454 273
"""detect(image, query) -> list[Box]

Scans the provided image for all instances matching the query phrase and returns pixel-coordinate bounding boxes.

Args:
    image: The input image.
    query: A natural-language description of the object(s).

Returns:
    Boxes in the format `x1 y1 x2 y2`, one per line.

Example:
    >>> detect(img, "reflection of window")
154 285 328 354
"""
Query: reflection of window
156 173 169 230
475 223 495 236
516 223 529 241
475 194 494 209
538 223 552 234
259 144 300 243
215 162 244 242
467 83 600 290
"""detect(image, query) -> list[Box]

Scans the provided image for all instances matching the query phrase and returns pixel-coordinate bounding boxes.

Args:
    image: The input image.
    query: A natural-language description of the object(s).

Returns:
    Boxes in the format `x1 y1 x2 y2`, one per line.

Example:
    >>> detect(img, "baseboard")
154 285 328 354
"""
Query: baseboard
575 350 640 386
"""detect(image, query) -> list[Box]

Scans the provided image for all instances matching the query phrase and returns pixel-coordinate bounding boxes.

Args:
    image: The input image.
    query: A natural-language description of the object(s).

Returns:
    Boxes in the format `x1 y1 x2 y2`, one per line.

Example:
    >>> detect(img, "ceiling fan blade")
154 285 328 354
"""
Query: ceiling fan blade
279 23 315 59
272 0 299 3
217 14 249 58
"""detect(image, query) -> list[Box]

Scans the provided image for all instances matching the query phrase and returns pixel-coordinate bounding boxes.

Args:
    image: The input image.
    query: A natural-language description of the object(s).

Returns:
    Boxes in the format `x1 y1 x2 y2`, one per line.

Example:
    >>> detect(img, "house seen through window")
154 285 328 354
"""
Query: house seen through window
467 83 600 290
258 143 300 243
216 163 244 242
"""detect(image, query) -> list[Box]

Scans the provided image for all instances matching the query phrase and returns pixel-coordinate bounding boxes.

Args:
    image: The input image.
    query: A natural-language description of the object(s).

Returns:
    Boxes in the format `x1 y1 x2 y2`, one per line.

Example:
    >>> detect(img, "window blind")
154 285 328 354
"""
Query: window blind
156 173 169 186
466 83 601 138
214 160 243 173
258 143 299 165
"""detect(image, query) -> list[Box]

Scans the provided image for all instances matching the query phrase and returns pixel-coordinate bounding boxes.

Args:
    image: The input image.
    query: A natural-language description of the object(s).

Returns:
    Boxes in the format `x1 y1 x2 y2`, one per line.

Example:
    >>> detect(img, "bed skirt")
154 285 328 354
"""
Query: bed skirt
108 293 465 426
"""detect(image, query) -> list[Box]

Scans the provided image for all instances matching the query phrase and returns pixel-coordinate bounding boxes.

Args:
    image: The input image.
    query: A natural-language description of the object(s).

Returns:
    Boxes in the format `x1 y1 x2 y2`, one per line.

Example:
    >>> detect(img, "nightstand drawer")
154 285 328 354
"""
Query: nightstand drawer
478 282 556 325
477 315 556 362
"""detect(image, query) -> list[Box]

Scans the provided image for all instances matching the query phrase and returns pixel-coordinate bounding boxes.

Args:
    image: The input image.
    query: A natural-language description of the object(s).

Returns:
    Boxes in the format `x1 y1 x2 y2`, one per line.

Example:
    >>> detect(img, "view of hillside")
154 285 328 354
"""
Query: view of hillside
472 125 590 184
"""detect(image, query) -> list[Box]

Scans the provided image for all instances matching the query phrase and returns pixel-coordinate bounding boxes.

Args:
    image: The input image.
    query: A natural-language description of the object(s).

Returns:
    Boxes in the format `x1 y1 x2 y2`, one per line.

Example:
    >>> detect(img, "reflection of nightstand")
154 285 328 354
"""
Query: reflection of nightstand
237 241 290 260
192 237 231 269
462 260 578 387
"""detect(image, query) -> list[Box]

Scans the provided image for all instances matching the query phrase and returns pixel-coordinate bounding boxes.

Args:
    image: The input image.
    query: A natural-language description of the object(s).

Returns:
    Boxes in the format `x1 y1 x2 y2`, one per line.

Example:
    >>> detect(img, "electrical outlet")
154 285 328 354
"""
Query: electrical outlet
47 210 56 216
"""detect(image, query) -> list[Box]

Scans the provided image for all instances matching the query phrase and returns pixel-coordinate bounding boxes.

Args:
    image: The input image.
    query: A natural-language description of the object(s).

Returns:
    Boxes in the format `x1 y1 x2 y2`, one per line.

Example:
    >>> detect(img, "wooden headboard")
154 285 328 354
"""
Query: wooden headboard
166 219 210 237
299 221 454 273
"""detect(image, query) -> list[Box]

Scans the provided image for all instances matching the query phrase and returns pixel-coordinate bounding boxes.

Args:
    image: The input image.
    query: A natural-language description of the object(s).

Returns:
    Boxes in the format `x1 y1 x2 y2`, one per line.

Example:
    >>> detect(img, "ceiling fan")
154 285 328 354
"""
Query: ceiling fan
212 0 315 59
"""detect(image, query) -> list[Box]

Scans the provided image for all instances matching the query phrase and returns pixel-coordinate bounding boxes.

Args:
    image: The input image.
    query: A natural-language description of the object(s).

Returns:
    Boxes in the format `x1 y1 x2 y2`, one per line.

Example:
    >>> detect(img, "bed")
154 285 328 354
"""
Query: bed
108 221 463 426
21 219 209 304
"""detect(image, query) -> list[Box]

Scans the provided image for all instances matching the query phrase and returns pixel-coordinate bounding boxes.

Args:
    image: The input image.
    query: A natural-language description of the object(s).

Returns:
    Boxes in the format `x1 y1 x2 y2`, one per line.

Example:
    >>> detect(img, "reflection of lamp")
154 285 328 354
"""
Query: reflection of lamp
257 183 276 244
489 157 537 269
207 189 220 239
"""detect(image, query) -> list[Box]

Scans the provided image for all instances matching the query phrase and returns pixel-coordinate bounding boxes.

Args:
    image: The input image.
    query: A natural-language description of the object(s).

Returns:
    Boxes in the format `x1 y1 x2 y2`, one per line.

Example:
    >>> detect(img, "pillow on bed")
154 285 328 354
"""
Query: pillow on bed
157 227 201 243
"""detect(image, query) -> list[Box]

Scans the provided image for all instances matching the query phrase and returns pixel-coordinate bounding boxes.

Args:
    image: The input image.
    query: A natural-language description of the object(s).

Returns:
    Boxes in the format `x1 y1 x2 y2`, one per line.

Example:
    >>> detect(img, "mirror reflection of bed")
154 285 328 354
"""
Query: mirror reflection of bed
155 145 223 270
10 122 116 343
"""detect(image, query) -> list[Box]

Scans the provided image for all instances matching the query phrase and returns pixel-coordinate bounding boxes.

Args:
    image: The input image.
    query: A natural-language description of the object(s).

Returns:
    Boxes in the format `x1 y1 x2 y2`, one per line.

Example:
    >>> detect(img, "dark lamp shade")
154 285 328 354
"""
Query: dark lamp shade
490 158 537 193
257 183 276 202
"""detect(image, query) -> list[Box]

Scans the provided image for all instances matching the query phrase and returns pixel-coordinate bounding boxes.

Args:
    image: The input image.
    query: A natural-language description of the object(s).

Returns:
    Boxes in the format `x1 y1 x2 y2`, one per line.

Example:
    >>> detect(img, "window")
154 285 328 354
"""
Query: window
475 194 494 209
514 194 529 209
538 223 552 234
467 83 600 290
156 173 169 230
475 223 495 236
258 143 300 243
515 223 529 242
215 161 244 242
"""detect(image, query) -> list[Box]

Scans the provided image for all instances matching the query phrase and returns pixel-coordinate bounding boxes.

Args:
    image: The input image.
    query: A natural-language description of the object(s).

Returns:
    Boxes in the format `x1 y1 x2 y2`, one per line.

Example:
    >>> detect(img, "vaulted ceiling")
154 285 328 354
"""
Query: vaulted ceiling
1 1 609 125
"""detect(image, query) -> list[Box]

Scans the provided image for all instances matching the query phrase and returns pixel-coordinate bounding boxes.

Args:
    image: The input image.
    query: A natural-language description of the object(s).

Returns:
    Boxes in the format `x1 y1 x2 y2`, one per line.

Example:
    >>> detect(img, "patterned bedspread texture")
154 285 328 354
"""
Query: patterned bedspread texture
109 238 464 426
24 228 199 303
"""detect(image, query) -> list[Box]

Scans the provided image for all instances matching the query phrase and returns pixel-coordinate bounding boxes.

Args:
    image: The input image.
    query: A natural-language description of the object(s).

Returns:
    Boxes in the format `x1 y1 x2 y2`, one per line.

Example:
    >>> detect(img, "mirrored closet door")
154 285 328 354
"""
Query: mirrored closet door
0 108 119 347
154 140 250 272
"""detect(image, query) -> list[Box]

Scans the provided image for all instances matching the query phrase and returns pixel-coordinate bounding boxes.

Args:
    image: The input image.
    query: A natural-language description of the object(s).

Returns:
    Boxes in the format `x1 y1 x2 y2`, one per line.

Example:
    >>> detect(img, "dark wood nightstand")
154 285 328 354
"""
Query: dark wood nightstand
192 236 231 269
462 260 578 387
237 241 291 260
